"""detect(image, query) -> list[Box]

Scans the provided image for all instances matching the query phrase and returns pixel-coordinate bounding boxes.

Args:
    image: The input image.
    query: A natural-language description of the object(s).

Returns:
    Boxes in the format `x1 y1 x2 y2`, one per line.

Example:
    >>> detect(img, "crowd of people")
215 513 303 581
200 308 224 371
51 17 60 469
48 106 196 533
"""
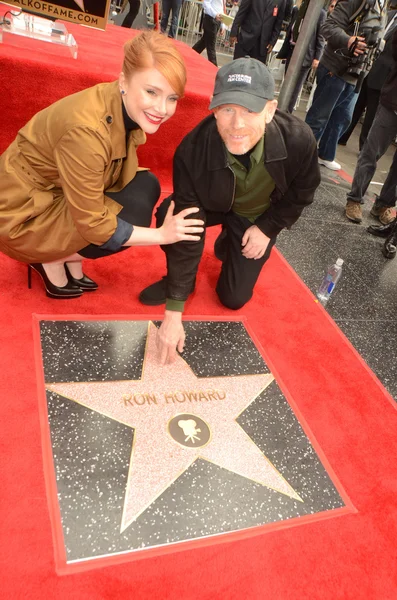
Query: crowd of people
0 0 396 362
204 0 397 256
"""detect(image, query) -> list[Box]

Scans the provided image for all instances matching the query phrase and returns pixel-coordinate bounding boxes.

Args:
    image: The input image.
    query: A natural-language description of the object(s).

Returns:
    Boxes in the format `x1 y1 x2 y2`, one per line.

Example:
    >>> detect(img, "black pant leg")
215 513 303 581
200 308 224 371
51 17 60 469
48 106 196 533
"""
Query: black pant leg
109 171 160 226
79 171 160 259
155 200 276 306
378 147 397 207
347 105 397 204
339 78 368 144
216 212 276 310
155 196 225 231
359 87 381 150
233 42 248 60
203 15 219 66
121 0 141 27
192 34 207 54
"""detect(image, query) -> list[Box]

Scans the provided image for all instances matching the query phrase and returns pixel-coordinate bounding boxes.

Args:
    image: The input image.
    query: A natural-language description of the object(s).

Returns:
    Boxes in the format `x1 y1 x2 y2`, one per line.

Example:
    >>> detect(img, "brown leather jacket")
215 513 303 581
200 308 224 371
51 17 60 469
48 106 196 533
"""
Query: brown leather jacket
165 111 321 302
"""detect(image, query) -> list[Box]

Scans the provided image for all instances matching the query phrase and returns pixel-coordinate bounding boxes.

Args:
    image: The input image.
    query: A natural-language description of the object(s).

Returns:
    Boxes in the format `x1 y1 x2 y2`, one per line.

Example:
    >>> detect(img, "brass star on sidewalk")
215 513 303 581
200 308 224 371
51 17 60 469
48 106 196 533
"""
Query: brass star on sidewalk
48 323 302 533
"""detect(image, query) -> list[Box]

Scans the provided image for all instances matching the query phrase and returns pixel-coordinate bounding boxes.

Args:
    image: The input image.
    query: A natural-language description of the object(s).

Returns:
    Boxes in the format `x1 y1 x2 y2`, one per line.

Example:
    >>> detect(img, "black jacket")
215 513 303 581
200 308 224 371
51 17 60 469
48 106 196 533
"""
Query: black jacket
380 27 397 111
165 112 321 301
321 0 386 85
230 0 286 56
367 10 397 90
277 6 326 68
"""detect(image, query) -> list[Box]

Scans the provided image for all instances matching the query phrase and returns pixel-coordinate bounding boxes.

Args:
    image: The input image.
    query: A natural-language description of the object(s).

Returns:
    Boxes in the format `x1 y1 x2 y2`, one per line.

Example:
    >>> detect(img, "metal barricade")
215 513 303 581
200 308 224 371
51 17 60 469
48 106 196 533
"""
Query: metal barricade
176 0 203 46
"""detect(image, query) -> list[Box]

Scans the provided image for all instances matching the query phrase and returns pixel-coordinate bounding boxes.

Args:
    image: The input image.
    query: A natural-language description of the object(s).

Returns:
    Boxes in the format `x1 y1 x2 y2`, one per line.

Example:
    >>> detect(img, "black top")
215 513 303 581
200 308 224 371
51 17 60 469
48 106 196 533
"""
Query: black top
122 101 140 140
381 27 397 112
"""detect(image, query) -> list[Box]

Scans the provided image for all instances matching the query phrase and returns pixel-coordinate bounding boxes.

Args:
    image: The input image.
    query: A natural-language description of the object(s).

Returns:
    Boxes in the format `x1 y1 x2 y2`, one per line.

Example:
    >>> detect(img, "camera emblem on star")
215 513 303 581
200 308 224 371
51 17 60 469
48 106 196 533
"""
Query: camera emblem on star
168 414 211 448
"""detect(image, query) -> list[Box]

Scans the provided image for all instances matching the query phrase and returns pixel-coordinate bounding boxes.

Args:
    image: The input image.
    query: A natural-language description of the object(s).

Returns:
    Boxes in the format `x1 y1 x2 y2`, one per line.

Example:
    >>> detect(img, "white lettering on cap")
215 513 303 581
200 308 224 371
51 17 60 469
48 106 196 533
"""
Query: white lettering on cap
227 74 252 83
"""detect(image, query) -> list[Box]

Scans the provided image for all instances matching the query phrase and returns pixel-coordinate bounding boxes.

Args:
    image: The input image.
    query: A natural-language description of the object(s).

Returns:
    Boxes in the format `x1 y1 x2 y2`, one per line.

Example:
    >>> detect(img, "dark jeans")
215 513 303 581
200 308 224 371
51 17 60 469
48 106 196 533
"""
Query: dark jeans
79 171 160 259
339 80 381 150
156 197 277 310
121 0 141 28
285 57 311 113
347 104 397 207
305 63 358 161
192 14 220 66
160 0 182 38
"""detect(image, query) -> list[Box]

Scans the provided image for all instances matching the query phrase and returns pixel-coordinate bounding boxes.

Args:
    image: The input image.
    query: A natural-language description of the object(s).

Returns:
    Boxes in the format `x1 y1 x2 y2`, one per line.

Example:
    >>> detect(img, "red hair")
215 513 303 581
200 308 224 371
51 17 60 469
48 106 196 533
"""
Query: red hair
123 31 186 97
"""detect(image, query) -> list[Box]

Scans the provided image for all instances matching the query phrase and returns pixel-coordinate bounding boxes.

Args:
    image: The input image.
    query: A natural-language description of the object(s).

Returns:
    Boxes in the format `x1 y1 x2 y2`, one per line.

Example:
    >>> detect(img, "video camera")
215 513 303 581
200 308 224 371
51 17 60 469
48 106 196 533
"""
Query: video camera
347 25 384 92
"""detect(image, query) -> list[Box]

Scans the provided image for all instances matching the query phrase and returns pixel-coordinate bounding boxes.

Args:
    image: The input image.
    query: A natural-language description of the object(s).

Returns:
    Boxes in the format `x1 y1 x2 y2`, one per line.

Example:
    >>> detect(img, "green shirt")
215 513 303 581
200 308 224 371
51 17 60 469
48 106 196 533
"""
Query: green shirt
227 136 275 223
166 137 275 312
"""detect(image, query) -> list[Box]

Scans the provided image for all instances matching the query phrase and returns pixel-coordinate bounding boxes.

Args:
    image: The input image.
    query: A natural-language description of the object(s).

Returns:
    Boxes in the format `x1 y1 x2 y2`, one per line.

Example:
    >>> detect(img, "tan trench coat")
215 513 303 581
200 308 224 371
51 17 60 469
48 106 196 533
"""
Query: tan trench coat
0 81 146 263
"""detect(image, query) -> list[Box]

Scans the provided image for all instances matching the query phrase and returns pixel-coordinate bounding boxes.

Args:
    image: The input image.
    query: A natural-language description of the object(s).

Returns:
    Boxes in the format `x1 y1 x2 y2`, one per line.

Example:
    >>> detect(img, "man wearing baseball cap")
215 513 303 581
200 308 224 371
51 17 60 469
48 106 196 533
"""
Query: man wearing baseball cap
139 58 321 363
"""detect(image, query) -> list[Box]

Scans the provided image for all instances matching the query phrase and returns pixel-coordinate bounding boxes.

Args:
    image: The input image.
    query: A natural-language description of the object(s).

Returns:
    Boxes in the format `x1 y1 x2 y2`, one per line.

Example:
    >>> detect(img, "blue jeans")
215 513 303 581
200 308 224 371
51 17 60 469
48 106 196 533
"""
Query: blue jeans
160 0 182 38
306 63 358 161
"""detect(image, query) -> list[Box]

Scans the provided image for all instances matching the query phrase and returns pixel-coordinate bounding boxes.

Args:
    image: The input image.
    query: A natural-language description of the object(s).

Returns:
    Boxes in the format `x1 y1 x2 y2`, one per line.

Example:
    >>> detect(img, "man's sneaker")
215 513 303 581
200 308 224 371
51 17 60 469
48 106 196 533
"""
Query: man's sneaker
318 158 341 171
370 203 396 225
345 200 362 223
139 277 166 305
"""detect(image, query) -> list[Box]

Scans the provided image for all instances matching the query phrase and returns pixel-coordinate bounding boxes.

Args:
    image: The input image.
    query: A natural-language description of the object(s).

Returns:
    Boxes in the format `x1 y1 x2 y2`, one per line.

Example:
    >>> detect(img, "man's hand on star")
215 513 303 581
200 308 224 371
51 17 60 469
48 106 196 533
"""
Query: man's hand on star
157 310 185 364
241 225 271 260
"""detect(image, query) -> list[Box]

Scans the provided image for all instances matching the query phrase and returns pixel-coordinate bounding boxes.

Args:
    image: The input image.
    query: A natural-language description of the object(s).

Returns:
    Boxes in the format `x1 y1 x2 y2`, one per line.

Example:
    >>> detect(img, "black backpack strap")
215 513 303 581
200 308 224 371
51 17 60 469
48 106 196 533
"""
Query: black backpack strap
348 0 377 25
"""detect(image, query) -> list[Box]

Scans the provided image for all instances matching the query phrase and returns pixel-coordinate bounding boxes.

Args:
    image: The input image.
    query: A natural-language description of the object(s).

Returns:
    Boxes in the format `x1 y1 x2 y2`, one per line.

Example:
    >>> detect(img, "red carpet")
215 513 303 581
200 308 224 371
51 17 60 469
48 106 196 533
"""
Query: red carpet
0 2 217 186
1 6 397 598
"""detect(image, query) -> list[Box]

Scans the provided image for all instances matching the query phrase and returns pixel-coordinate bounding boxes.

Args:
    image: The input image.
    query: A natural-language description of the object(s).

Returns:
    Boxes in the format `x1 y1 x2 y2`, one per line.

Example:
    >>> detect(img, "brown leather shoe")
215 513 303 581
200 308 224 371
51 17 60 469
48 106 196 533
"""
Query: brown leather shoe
370 204 396 225
345 201 362 223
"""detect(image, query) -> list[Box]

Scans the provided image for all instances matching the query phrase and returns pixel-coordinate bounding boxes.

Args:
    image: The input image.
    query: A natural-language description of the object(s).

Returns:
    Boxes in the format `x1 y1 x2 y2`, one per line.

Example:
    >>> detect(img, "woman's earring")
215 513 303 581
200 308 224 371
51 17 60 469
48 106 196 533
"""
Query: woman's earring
121 90 126 95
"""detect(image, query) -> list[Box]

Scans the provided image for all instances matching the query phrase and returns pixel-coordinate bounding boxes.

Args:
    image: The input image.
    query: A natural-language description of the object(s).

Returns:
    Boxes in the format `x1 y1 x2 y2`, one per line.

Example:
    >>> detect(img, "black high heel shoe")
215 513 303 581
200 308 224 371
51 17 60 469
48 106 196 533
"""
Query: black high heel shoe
64 264 98 291
28 264 83 299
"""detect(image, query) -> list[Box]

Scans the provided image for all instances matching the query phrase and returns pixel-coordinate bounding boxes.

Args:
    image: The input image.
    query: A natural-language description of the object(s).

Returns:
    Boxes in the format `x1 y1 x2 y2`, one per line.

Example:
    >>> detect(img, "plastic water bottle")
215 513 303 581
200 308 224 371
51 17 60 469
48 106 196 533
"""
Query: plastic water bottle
317 258 344 304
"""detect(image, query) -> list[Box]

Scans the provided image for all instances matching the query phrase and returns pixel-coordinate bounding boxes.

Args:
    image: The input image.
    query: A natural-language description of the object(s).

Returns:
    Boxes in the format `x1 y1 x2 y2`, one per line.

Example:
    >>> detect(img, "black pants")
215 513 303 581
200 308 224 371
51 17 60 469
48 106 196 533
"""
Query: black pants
339 80 380 150
192 14 220 66
347 104 397 207
233 38 268 65
156 197 277 310
121 0 141 28
79 171 160 259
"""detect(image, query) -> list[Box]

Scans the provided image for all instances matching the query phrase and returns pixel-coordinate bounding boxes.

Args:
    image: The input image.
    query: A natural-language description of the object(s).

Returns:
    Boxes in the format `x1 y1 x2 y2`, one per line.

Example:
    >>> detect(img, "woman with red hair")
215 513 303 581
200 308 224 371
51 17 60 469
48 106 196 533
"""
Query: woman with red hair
0 31 203 298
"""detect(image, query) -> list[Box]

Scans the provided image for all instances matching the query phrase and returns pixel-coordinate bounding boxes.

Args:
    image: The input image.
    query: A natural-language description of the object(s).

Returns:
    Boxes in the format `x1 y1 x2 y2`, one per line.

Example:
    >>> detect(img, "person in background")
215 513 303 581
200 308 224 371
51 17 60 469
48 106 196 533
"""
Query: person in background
282 0 294 30
277 0 326 113
345 28 397 225
305 0 386 171
0 32 203 299
230 0 286 64
161 0 183 39
192 0 224 66
339 5 397 149
121 0 141 28
328 1 337 15
138 58 320 364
